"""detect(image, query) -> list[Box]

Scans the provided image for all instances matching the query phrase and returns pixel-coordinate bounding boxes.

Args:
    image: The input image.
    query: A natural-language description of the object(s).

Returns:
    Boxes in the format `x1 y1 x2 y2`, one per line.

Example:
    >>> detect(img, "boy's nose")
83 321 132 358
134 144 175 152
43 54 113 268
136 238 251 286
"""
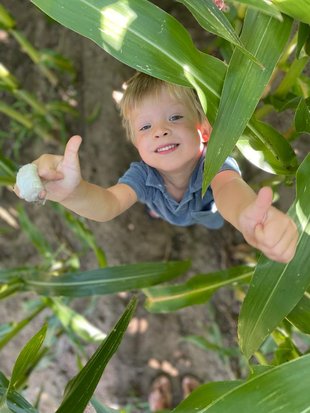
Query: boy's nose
154 126 170 138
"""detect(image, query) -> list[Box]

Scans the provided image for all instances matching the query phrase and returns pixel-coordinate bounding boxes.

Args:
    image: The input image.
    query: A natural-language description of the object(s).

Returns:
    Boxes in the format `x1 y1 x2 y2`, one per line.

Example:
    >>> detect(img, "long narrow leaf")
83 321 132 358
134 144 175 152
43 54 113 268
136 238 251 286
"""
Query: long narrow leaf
46 298 106 342
184 354 310 412
202 10 292 192
22 261 190 297
173 381 242 413
225 0 283 20
286 291 310 334
8 324 47 391
55 297 137 413
145 265 252 313
237 119 298 175
178 0 262 65
31 0 225 117
31 0 296 176
238 153 310 358
272 0 310 24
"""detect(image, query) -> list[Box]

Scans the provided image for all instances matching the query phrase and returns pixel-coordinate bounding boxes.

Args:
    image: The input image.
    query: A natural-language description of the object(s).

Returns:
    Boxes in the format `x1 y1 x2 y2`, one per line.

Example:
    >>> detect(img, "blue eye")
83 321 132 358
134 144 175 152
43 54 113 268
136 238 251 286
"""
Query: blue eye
170 115 183 121
139 124 151 131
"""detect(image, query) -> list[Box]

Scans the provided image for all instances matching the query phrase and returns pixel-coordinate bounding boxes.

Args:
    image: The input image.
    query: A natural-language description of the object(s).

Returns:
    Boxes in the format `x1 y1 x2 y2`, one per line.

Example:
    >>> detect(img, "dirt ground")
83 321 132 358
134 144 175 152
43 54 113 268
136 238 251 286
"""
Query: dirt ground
0 1 307 412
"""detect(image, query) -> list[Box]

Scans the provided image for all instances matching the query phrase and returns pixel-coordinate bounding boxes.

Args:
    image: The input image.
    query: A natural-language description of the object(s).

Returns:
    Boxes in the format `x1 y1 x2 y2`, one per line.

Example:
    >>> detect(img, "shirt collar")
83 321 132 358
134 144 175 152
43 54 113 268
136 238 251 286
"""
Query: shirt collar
144 145 206 194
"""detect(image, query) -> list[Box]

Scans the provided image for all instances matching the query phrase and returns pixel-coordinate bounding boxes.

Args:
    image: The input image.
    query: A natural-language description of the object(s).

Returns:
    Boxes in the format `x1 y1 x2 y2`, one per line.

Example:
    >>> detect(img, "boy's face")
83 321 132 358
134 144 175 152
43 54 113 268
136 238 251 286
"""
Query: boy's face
130 87 205 176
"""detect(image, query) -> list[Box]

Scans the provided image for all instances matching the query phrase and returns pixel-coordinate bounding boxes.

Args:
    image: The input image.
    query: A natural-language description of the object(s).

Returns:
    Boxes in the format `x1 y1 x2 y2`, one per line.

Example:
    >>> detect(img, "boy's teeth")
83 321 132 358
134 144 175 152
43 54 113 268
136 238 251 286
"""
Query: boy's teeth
156 144 177 152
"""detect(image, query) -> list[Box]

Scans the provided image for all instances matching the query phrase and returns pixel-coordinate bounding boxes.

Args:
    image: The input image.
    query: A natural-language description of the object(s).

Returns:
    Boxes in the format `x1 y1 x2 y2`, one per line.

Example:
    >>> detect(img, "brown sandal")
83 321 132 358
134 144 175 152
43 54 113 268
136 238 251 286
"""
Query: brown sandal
148 374 173 412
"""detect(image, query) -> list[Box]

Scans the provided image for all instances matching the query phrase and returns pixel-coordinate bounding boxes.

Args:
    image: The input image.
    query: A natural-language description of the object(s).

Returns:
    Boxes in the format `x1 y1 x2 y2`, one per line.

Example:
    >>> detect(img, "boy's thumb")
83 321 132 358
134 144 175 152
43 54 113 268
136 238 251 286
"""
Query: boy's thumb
63 135 82 165
252 186 273 224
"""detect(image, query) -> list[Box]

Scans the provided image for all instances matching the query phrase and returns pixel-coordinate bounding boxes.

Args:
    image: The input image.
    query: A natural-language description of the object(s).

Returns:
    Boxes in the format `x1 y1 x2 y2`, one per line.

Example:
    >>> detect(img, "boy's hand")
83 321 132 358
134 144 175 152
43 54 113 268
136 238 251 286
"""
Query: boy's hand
239 187 298 263
18 135 82 203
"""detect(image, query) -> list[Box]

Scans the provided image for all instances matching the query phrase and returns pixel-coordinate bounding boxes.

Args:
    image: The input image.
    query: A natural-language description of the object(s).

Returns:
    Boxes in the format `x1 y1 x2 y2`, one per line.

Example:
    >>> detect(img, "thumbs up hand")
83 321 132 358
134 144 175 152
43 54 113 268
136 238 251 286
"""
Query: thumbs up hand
31 135 83 203
239 187 298 263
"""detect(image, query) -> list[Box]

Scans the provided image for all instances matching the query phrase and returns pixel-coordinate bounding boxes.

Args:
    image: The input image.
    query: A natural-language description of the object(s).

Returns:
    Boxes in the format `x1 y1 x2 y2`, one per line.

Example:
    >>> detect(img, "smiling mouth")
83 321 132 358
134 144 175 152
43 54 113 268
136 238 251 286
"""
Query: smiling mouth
155 144 179 153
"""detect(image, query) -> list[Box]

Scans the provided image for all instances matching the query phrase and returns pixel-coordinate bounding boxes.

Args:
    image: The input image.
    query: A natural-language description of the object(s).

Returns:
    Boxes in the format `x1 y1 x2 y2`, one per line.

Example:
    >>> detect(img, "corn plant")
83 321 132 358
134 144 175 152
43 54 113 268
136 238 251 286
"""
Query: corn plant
0 298 137 413
26 0 310 411
0 4 77 147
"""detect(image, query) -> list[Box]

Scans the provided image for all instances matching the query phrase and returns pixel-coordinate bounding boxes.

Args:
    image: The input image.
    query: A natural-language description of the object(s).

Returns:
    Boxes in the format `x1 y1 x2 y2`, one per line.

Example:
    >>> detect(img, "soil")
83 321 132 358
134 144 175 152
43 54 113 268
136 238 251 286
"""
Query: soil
0 1 308 412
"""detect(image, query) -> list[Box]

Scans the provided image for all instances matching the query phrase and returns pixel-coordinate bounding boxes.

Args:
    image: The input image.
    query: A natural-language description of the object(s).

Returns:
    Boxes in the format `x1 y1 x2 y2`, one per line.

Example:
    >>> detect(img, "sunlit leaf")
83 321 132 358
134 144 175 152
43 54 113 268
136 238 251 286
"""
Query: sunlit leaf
31 0 225 117
237 119 298 175
55 297 137 413
239 153 310 358
202 10 292 192
46 298 106 342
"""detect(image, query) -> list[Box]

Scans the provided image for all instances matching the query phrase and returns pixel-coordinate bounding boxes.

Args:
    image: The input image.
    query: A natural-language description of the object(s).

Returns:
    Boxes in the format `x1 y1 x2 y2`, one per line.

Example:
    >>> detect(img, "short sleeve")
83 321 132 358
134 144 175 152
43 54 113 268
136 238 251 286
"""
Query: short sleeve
118 162 148 203
218 156 241 176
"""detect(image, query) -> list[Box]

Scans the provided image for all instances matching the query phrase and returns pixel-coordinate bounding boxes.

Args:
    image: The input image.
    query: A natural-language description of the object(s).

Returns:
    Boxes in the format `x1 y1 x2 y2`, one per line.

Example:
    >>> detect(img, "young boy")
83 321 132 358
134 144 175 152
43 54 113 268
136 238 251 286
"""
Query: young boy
15 72 298 263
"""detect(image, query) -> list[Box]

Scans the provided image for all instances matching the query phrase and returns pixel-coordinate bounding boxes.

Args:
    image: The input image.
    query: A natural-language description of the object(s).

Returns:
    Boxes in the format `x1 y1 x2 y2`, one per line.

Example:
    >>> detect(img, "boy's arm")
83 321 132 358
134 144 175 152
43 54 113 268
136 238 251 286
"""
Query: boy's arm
16 136 137 222
211 170 298 263
60 180 137 222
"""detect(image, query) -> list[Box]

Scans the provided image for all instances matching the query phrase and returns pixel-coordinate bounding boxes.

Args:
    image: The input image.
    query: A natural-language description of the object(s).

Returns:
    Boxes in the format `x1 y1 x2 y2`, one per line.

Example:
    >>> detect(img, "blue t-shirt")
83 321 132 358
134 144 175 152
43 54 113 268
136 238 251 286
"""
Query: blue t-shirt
118 151 240 229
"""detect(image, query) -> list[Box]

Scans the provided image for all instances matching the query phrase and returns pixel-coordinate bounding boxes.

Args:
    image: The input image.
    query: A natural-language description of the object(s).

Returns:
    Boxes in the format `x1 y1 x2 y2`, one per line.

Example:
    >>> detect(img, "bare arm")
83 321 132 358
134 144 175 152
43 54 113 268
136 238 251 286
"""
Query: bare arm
211 170 298 263
60 180 137 222
16 136 137 222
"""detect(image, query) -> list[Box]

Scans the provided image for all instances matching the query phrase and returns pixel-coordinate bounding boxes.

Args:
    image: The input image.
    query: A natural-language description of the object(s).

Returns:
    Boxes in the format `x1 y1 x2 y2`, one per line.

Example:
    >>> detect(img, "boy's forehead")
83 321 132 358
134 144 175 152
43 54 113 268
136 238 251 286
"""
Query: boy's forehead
135 87 187 110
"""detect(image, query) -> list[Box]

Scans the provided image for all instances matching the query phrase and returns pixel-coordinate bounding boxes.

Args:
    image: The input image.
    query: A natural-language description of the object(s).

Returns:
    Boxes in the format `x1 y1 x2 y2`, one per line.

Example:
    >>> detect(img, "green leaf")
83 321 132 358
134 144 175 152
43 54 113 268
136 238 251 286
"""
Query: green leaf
239 153 310 358
172 381 242 413
202 10 292 192
286 291 310 334
275 56 309 97
237 119 299 175
31 0 295 177
91 397 120 413
144 265 252 312
8 324 47 391
224 0 283 20
46 298 106 342
183 335 239 357
178 0 262 65
23 261 190 297
182 354 310 412
55 297 137 413
1 370 38 412
31 0 225 116
0 4 15 29
272 0 310 25
1 392 38 413
295 97 310 133
296 22 310 58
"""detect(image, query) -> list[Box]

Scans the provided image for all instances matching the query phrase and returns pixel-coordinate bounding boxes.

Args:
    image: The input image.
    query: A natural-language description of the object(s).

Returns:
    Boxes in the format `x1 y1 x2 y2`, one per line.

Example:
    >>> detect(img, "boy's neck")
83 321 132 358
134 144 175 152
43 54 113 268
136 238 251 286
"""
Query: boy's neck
159 156 200 202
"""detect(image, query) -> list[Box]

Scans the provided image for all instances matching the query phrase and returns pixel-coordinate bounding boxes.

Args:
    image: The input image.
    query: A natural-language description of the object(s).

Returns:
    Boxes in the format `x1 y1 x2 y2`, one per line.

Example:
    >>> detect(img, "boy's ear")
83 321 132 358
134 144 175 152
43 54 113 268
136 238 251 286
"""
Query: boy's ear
198 118 212 143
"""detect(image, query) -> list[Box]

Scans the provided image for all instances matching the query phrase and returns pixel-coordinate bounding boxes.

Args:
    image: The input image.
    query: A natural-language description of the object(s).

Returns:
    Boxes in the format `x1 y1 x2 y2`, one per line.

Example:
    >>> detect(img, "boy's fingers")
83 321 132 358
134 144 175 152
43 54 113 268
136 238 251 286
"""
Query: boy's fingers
251 187 273 224
63 135 82 166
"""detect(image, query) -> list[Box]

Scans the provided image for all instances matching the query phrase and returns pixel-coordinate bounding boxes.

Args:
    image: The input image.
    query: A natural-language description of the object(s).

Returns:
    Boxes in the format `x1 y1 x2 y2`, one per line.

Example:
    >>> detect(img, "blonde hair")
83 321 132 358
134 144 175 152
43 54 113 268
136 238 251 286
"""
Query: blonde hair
119 72 207 142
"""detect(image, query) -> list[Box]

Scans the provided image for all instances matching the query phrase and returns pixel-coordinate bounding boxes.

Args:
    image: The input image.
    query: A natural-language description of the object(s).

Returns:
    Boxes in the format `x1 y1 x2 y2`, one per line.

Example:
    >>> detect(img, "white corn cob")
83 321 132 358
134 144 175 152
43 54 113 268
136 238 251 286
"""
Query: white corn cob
16 164 44 202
